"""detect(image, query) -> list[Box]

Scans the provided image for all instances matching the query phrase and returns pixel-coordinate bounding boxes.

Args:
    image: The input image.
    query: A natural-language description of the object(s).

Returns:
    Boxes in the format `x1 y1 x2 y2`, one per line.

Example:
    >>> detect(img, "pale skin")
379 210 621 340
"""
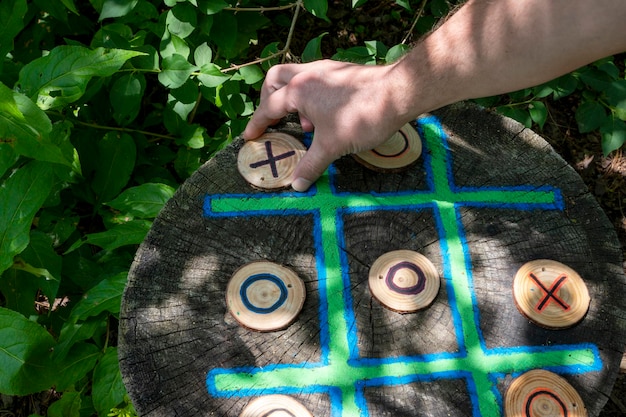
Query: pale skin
243 0 626 191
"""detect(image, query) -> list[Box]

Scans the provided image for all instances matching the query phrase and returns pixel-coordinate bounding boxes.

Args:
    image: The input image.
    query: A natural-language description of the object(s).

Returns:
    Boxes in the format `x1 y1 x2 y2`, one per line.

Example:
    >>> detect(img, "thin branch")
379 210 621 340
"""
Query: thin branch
69 118 176 141
401 0 428 45
224 3 298 12
219 0 303 72
281 0 303 63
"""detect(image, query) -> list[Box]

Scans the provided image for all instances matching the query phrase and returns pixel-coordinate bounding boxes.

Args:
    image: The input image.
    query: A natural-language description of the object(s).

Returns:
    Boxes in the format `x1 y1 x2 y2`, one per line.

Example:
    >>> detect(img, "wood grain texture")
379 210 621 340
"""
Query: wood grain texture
119 103 626 417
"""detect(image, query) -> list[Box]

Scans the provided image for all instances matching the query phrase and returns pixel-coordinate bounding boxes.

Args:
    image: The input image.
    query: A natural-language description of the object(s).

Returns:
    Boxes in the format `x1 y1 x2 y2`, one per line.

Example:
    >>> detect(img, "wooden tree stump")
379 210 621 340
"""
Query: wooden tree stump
118 102 626 417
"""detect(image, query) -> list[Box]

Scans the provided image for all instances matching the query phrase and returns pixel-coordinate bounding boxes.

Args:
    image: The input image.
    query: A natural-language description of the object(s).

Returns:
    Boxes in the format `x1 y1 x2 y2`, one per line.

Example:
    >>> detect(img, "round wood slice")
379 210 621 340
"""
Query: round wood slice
353 123 422 171
504 369 587 417
237 132 306 189
240 395 314 417
226 261 306 332
368 250 440 313
513 259 590 329
119 103 626 417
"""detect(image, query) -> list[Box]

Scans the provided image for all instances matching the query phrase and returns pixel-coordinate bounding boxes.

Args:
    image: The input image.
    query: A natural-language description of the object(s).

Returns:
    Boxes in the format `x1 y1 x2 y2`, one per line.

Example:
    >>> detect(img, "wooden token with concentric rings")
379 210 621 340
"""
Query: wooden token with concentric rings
239 395 314 417
368 250 440 313
353 123 422 171
226 261 306 332
513 259 590 329
237 133 306 190
504 369 587 417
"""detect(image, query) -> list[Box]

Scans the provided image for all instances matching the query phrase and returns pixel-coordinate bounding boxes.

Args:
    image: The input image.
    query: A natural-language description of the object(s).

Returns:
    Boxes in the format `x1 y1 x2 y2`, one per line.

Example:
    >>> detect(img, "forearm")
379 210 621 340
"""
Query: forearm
391 0 626 119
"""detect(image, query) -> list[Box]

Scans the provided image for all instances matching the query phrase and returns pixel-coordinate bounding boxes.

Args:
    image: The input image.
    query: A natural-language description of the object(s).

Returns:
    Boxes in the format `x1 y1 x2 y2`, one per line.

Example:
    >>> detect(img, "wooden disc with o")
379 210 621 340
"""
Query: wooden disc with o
504 369 587 417
353 123 422 171
237 133 306 190
368 250 440 313
240 395 314 417
513 259 590 329
226 261 306 332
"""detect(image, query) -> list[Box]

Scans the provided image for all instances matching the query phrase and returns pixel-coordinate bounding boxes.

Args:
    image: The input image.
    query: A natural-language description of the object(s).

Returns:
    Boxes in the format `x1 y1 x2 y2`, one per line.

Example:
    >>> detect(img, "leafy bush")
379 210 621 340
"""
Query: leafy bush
0 0 622 415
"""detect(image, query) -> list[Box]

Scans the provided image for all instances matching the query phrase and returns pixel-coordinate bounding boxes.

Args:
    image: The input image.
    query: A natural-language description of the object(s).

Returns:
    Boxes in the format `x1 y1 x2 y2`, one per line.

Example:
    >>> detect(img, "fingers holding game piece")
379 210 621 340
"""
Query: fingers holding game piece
237 133 306 190
353 123 422 172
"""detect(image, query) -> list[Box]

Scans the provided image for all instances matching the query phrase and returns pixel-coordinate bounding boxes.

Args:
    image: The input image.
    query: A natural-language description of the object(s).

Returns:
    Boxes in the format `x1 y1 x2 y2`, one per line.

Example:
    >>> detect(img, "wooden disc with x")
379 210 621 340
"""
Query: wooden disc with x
513 259 590 329
237 133 306 190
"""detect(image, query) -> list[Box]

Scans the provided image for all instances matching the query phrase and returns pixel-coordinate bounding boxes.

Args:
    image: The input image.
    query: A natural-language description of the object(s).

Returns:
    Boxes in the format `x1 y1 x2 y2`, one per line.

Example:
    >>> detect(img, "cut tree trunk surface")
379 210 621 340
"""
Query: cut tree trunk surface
119 102 626 417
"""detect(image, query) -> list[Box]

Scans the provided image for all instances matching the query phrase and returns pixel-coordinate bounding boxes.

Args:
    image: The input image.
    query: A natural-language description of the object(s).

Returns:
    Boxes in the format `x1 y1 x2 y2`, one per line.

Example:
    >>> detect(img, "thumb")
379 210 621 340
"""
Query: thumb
291 137 337 192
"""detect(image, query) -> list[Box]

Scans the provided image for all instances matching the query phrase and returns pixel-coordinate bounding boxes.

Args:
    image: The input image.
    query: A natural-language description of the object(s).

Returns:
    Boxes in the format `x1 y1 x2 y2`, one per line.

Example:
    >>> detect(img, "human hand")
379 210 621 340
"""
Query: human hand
243 60 412 191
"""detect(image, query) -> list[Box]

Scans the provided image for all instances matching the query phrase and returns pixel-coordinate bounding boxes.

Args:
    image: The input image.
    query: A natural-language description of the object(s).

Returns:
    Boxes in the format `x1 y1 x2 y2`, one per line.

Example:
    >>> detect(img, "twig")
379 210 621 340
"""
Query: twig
401 0 428 45
224 3 298 12
220 0 303 72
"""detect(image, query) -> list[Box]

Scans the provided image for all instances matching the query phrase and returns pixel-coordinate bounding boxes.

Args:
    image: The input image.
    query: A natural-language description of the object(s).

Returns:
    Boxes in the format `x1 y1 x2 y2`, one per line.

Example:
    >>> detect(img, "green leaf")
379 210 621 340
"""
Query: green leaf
601 118 626 155
174 147 201 179
91 132 136 203
528 101 547 129
606 79 626 109
260 41 281 71
18 46 145 110
166 3 197 38
160 30 191 59
546 73 578 100
209 12 237 57
99 0 139 21
69 272 127 322
332 47 375 64
0 161 54 275
0 0 27 71
47 391 81 417
93 347 128 417
54 343 101 391
60 0 79 14
0 144 17 177
54 318 104 361
105 183 175 218
238 65 264 85
197 0 228 14
302 33 327 63
66 220 151 253
0 307 56 395
305 0 329 20
385 44 409 64
576 101 607 133
395 0 411 10
0 82 74 166
497 106 532 128
15 231 62 302
159 54 198 89
364 40 387 60
110 73 146 126
197 63 230 88
194 42 213 66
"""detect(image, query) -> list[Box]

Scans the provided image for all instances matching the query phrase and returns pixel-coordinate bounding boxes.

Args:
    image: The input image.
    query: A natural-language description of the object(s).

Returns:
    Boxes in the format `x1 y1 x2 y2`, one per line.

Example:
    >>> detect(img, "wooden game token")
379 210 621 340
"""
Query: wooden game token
237 132 306 190
353 123 422 171
368 250 440 313
513 259 590 329
226 261 306 332
504 369 588 417
239 395 314 417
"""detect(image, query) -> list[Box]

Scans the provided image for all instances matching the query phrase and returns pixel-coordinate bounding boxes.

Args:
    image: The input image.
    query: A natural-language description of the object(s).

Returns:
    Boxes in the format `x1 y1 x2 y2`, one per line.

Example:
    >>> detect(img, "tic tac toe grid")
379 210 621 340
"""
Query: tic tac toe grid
203 115 602 417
